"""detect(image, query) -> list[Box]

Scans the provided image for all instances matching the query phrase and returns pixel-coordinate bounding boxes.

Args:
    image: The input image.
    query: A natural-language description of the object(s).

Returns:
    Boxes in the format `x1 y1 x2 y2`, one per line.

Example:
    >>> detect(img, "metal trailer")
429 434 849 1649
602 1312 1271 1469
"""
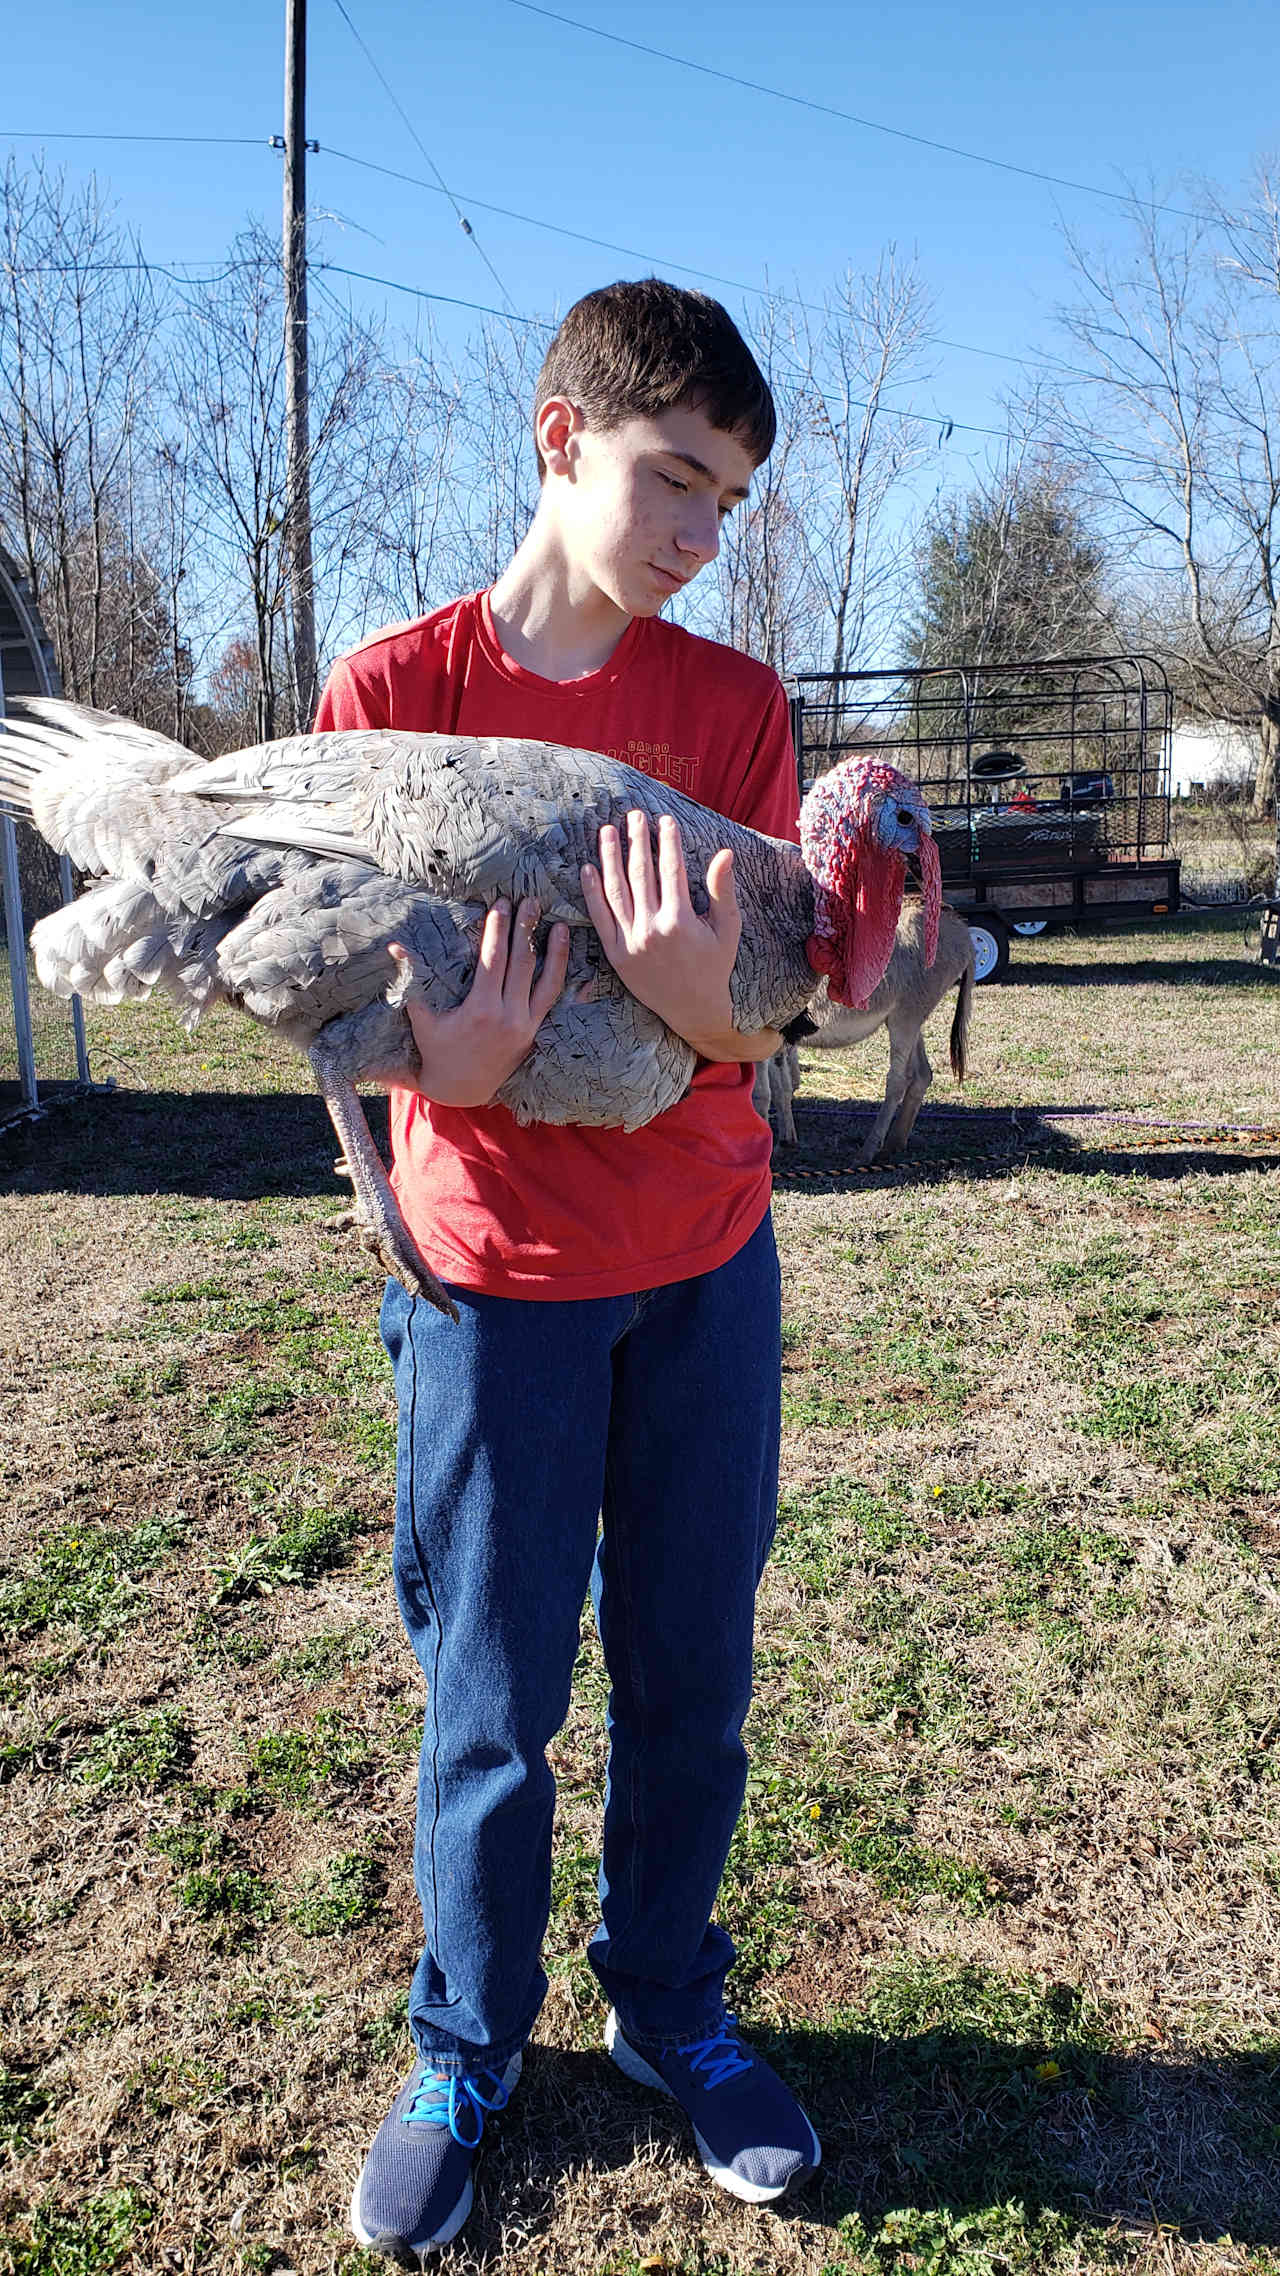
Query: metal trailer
788 653 1182 981
0 547 91 1127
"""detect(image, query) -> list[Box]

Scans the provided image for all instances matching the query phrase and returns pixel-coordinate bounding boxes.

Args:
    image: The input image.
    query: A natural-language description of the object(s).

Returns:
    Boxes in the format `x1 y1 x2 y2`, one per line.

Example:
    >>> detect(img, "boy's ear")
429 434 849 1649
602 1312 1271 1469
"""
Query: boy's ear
535 394 583 477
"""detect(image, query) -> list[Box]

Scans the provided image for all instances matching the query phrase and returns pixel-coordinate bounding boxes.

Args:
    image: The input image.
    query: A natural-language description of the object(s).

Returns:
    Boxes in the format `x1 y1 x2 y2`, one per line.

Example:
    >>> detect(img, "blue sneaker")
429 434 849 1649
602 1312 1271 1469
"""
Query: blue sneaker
349 2050 522 2261
605 2011 820 2203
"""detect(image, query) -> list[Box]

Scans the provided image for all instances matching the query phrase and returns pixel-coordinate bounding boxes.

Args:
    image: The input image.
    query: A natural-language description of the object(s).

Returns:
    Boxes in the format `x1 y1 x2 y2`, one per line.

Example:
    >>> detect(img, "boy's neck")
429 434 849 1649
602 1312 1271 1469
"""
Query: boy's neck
488 519 633 683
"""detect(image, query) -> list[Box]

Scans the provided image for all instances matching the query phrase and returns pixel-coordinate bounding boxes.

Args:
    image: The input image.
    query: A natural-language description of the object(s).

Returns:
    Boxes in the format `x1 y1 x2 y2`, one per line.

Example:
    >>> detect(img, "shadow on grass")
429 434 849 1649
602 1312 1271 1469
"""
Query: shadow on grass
3 1085 1276 1217
770 1096 1280 1193
1001 951 1272 990
0 1084 386 1203
994 907 1270 991
468 2022 1280 2261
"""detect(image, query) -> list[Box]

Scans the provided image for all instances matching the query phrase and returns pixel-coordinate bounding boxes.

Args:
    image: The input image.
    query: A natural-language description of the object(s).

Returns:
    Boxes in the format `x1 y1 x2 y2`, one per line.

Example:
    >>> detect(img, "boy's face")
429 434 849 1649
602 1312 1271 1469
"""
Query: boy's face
542 400 756 619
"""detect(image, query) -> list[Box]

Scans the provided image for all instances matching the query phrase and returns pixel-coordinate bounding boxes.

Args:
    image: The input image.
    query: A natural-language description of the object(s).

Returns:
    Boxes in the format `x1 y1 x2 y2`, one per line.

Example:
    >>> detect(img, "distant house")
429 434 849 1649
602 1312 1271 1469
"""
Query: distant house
1169 719 1258 798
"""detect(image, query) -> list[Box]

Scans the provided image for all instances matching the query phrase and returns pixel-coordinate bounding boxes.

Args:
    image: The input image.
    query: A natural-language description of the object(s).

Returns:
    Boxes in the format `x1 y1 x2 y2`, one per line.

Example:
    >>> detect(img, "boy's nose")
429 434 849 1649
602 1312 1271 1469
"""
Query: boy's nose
676 498 722 568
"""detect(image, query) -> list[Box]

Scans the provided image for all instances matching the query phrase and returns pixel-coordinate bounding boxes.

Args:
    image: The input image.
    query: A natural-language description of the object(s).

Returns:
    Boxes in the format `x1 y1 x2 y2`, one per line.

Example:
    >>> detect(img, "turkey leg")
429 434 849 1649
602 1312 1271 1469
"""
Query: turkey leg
308 1038 459 1321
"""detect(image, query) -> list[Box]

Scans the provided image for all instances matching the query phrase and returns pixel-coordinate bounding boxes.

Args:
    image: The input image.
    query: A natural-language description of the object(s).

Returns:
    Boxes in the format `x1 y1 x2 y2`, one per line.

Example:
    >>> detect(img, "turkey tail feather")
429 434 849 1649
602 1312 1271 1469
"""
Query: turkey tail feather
1 697 189 781
215 807 367 862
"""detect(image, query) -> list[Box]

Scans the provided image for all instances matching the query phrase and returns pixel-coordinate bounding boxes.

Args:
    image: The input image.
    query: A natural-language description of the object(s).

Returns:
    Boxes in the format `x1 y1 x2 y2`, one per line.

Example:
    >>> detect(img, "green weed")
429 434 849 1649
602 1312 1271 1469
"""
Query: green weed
148 1822 229 1872
284 1622 380 1683
1001 1521 1134 1574
225 1222 279 1252
208 1505 362 1603
179 1867 276 1940
114 1357 186 1400
773 1477 927 1589
549 1840 600 1932
73 1709 191 1795
2 2189 151 2276
0 2066 50 2154
841 1826 1000 1914
828 2202 1088 2275
0 1513 188 1638
246 1708 372 1806
858 1953 1112 2061
290 1850 383 1936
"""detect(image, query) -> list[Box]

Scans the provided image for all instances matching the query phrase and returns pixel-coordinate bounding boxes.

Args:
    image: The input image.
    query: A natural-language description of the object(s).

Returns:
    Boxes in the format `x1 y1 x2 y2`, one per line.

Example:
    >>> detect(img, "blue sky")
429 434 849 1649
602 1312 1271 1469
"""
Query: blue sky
4 0 1275 475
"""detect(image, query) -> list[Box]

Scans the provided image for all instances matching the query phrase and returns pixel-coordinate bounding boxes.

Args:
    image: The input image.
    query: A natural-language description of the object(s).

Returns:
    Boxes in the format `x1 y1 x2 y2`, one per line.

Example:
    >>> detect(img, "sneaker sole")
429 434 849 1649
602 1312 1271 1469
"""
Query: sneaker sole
604 2012 820 2206
350 2050 523 2261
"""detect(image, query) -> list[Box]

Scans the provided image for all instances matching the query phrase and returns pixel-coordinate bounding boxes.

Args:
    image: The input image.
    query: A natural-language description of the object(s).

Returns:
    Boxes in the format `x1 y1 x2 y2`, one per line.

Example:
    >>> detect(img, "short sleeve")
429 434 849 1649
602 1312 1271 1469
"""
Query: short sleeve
313 653 392 733
731 679 801 844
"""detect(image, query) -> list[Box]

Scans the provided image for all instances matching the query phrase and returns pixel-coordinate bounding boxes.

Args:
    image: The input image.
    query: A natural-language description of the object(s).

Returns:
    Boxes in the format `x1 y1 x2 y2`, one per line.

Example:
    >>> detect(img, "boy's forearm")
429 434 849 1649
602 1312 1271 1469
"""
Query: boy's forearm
678 1023 784 1065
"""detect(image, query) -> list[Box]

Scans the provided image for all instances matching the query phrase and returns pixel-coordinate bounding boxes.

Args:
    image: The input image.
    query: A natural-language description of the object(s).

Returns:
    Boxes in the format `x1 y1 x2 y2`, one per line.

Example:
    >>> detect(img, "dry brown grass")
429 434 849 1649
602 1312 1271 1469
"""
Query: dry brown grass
1 910 1278 2276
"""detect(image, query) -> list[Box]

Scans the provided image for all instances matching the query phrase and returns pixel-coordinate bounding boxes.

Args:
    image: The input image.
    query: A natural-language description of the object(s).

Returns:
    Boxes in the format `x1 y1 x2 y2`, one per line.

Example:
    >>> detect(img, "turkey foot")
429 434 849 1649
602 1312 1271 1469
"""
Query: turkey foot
310 1041 459 1321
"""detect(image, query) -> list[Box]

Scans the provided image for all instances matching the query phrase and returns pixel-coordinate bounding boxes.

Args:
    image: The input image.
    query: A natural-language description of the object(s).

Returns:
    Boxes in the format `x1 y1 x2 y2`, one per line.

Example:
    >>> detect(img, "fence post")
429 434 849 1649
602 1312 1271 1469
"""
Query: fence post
0 677 39 1113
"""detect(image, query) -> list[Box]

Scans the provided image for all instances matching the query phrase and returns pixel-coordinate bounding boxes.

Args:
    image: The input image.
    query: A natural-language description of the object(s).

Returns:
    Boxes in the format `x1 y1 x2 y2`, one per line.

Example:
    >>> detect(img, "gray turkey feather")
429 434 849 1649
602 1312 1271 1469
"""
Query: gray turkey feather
0 697 935 1317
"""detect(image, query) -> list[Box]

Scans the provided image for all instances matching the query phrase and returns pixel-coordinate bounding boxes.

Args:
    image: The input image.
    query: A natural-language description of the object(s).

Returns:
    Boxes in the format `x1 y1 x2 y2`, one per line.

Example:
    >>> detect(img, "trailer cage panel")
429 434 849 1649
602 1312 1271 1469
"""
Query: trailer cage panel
788 654 1181 966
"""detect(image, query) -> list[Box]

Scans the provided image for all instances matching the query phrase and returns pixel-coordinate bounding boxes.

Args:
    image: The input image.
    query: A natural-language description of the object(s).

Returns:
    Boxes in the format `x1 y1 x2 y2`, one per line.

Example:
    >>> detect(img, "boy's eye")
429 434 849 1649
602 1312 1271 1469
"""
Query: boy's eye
658 471 689 493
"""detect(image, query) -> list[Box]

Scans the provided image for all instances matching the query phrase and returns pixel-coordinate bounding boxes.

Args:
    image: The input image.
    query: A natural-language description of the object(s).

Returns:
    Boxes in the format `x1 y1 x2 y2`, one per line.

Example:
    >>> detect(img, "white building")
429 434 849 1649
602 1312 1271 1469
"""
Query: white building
1169 719 1258 798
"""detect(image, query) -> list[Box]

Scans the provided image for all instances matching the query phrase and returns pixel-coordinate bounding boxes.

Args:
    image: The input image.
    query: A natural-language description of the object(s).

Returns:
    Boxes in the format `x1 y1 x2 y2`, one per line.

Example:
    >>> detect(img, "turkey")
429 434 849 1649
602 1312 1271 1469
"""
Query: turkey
0 697 940 1319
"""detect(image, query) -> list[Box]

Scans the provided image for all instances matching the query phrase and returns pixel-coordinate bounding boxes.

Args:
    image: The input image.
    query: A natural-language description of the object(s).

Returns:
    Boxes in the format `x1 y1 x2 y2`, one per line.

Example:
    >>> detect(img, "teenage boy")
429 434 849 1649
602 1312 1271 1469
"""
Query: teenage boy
317 279 821 2260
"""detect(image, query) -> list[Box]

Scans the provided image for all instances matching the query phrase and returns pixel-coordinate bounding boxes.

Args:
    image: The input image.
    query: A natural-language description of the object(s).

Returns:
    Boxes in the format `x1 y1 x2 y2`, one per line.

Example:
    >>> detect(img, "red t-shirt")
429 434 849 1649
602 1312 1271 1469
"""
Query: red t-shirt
313 591 800 1299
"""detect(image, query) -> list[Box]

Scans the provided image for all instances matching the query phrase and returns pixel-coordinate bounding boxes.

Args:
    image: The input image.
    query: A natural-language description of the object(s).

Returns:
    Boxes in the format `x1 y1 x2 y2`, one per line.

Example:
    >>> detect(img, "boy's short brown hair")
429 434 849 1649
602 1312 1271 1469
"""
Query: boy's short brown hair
533 277 776 475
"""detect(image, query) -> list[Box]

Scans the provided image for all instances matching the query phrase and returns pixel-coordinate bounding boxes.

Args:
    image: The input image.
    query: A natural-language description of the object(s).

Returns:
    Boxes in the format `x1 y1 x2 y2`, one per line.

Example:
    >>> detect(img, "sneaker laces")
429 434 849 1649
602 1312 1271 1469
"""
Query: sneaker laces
404 2065 512 2147
671 2023 754 2092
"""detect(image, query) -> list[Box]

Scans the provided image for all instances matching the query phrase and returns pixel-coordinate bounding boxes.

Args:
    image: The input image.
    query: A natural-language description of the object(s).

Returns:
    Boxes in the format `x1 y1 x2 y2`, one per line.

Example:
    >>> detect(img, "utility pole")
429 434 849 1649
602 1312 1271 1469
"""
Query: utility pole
283 0 317 728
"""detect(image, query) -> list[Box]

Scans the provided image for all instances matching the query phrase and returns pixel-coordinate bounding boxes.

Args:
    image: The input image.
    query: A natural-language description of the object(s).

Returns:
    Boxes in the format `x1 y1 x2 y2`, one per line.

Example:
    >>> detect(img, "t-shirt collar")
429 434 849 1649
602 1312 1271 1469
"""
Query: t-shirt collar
476 588 647 695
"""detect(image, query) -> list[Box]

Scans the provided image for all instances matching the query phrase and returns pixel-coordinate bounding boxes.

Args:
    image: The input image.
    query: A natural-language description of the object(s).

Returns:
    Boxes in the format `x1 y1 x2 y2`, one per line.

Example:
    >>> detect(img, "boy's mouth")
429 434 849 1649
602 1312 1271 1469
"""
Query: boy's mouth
650 565 686 593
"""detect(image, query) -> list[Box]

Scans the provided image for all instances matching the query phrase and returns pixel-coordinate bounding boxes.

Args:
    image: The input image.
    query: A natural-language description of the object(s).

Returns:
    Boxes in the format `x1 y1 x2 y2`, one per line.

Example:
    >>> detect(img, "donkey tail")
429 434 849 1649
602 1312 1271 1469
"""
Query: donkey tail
949 953 974 1083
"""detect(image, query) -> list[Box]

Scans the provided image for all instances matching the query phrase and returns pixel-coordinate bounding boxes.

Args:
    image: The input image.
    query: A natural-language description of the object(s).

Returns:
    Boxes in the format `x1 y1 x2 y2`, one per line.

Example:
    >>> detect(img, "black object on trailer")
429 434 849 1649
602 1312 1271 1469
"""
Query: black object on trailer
788 654 1181 981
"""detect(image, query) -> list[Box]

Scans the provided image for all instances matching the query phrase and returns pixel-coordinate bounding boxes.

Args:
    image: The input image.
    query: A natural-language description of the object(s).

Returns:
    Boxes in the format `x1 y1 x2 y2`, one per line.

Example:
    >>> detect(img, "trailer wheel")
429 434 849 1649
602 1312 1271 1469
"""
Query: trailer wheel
1011 917 1050 937
968 915 1010 982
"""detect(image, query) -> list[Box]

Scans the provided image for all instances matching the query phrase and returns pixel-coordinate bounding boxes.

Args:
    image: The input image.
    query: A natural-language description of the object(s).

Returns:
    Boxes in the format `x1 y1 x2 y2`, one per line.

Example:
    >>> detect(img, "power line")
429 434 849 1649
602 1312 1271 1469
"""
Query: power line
318 260 1181 476
314 257 1032 447
319 140 1095 385
3 257 256 282
318 260 550 328
327 0 520 317
0 124 1162 386
502 0 1216 227
0 129 268 148
0 128 1175 475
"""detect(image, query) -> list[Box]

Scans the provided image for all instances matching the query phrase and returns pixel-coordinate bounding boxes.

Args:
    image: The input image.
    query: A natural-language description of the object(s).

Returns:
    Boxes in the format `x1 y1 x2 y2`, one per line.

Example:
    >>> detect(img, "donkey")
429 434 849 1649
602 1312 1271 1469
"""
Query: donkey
753 901 975 1163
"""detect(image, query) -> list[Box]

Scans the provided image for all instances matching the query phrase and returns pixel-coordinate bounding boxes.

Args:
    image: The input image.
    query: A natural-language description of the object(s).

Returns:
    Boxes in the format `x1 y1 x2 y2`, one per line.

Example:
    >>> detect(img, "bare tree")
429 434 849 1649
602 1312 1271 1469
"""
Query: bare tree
691 290 823 673
342 326 470 628
448 318 544 593
692 261 935 677
1049 172 1280 816
170 228 396 737
797 252 936 678
0 155 181 718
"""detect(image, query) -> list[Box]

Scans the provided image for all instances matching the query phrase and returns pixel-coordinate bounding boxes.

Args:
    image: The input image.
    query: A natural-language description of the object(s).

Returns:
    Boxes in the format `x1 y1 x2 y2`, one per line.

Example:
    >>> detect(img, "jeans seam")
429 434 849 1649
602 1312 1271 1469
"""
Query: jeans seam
406 1297 446 1961
603 1433 646 1944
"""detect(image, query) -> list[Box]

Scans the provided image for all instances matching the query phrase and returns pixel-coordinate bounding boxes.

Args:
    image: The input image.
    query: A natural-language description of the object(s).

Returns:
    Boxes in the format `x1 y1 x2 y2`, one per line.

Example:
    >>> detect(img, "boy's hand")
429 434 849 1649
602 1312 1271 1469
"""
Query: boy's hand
391 898 570 1108
582 813 778 1064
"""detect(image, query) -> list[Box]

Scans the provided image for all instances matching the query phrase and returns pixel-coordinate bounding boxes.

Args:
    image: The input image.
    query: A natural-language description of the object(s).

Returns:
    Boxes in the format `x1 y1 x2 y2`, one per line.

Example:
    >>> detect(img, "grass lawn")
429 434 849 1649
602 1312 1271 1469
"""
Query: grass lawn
1 909 1278 2276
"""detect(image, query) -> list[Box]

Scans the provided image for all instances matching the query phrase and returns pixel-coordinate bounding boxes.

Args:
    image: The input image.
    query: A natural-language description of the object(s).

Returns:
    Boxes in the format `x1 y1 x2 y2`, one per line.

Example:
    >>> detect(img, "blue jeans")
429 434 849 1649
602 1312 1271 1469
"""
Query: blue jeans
380 1211 782 2077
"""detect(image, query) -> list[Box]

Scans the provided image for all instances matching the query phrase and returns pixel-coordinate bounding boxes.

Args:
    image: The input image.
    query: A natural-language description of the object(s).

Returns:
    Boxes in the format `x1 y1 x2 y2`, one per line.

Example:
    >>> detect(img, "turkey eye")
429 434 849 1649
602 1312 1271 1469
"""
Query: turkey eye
896 809 914 829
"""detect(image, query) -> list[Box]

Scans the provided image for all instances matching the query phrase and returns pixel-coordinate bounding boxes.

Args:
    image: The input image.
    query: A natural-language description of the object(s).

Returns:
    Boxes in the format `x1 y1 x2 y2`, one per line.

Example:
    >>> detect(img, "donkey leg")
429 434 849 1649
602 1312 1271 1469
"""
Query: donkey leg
856 1030 915 1165
776 1044 799 1146
884 1035 933 1156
